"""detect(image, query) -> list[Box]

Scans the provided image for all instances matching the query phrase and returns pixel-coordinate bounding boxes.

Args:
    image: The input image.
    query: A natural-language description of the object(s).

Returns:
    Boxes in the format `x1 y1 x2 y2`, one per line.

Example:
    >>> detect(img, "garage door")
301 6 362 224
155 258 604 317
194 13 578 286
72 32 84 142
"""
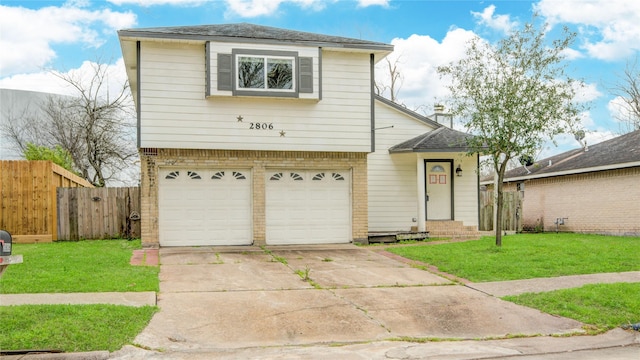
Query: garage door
159 169 252 246
266 170 351 245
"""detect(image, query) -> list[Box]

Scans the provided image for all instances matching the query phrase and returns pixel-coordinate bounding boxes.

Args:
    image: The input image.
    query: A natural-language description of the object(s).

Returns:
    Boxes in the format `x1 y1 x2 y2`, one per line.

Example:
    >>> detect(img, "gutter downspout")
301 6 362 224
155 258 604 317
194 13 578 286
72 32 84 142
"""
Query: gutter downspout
136 41 141 149
370 53 375 153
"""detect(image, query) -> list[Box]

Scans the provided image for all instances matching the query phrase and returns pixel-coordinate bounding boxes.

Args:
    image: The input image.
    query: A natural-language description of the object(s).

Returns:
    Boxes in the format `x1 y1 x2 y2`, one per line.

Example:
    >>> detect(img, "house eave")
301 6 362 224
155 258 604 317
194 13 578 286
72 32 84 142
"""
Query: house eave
374 95 441 128
117 31 394 54
480 161 640 185
389 148 471 154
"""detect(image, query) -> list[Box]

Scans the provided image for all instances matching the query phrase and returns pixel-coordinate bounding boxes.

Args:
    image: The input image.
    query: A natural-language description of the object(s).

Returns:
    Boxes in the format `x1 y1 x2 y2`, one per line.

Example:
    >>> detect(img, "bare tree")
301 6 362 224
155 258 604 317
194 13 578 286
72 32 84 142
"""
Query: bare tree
610 57 640 132
375 56 404 102
2 61 138 186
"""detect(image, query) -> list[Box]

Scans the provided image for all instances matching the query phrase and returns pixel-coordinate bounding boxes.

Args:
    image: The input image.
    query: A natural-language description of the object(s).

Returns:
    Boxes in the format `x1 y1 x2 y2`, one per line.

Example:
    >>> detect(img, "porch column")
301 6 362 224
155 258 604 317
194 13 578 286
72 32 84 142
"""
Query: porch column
417 158 426 232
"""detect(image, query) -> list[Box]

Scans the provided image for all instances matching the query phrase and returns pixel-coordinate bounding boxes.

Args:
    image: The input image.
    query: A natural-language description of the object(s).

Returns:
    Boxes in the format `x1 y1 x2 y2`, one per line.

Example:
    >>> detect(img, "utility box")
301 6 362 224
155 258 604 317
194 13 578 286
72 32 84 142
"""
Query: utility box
0 229 12 256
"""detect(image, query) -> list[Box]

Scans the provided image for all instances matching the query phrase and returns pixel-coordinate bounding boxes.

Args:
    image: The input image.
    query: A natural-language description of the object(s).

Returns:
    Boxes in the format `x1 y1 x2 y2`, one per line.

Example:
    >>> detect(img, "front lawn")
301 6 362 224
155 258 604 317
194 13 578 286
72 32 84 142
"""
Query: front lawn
386 233 640 332
504 283 640 331
1 239 159 293
0 239 159 353
0 304 157 352
386 233 640 282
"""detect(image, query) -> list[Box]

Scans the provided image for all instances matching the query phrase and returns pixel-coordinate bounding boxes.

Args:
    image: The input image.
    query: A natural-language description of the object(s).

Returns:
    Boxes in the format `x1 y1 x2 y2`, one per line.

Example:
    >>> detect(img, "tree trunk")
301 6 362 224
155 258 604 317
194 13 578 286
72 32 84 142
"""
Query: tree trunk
495 178 504 246
494 159 508 247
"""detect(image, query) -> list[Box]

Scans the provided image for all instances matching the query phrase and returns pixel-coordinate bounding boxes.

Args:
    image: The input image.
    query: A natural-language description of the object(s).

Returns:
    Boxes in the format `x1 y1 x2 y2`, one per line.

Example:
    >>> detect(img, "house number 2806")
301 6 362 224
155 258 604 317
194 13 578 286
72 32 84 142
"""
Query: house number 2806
249 122 274 130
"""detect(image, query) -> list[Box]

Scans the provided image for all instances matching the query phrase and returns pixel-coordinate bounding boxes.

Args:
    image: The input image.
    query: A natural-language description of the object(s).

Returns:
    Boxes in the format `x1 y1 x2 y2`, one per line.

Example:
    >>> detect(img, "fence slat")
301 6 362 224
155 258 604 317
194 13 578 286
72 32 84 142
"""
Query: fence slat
56 187 140 240
479 190 523 232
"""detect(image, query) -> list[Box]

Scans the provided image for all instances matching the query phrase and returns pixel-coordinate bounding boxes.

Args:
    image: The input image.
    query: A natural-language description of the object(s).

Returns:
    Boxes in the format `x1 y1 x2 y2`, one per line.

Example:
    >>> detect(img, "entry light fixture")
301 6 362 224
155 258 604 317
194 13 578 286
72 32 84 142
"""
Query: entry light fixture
455 165 463 177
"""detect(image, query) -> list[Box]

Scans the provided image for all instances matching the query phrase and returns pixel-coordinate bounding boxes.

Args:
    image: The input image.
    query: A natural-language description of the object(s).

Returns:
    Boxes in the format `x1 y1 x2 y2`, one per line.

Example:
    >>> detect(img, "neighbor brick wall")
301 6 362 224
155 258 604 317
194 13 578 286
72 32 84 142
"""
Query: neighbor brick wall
517 167 640 235
139 148 368 247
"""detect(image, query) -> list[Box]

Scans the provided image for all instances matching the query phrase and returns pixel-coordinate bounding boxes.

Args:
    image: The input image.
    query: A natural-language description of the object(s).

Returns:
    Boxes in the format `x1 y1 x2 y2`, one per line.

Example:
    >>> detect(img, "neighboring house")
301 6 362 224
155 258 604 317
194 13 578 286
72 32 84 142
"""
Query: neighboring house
118 23 480 248
483 130 640 236
0 89 56 160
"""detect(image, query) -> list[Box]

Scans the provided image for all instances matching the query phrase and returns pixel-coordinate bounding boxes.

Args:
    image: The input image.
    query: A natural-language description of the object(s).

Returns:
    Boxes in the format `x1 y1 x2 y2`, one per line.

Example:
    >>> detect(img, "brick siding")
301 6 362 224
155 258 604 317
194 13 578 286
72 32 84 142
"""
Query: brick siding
139 148 368 247
517 167 640 235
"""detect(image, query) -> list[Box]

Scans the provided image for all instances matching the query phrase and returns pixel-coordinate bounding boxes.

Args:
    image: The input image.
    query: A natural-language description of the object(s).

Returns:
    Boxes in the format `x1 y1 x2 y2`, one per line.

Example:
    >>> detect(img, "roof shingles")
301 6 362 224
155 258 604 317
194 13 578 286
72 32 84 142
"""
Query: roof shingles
502 129 640 180
118 23 393 51
389 126 477 153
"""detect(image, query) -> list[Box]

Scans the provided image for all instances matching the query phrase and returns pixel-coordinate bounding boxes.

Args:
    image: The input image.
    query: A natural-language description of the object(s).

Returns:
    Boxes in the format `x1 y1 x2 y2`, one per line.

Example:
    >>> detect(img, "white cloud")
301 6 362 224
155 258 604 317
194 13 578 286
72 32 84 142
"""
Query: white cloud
471 5 518 34
0 4 136 76
560 47 583 61
223 0 329 17
375 28 477 114
357 0 389 8
535 0 640 60
572 81 601 103
108 0 206 5
0 59 129 98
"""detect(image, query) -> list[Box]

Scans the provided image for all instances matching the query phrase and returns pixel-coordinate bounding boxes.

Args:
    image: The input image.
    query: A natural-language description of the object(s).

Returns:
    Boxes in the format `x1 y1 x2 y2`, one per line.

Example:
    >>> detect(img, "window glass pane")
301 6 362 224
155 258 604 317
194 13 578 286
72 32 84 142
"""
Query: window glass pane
238 56 264 89
267 58 293 89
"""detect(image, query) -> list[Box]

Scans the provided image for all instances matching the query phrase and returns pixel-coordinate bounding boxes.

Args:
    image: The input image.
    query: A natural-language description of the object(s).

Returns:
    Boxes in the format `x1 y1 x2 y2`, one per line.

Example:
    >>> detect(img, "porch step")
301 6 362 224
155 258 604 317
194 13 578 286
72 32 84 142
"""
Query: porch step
425 221 482 240
367 231 429 244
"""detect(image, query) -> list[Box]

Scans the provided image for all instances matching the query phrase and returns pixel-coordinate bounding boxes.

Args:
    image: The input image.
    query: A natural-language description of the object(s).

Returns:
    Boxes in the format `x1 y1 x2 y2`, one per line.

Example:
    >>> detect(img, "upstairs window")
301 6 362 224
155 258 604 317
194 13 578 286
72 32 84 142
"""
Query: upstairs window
237 56 294 92
216 48 313 98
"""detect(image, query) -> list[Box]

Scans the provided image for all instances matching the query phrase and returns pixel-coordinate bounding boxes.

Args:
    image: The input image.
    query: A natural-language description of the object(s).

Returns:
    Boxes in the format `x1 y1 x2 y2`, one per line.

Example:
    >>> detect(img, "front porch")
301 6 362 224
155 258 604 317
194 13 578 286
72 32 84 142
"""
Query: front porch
367 220 481 244
422 220 481 240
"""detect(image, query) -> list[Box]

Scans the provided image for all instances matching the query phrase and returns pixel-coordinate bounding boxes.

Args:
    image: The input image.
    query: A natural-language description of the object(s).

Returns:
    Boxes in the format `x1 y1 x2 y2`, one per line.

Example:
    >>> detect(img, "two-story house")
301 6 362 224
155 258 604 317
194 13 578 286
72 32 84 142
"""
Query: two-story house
118 23 480 248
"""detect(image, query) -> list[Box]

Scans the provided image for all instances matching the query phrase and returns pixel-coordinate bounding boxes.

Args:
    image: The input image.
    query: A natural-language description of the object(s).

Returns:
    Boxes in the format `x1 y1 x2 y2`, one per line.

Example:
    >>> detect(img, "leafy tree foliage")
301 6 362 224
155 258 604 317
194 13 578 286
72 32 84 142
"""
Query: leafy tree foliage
23 143 75 173
438 18 587 246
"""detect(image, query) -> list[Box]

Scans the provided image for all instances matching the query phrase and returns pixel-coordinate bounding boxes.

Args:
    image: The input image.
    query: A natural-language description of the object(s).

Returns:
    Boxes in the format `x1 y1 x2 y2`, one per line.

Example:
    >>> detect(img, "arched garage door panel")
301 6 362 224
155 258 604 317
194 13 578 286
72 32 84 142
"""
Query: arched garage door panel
266 170 351 245
159 169 252 246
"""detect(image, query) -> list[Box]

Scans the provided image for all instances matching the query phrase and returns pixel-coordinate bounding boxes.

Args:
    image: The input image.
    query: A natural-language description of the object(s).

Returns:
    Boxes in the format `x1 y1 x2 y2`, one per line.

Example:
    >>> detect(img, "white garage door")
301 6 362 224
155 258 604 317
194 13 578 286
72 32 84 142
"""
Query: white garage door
159 169 252 246
266 170 351 245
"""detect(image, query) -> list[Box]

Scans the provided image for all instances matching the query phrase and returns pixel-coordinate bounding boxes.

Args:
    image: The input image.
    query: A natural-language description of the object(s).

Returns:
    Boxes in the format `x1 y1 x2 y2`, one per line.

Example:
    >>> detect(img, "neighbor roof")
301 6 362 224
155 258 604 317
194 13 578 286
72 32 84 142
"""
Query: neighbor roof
389 126 477 153
497 129 640 182
118 23 394 52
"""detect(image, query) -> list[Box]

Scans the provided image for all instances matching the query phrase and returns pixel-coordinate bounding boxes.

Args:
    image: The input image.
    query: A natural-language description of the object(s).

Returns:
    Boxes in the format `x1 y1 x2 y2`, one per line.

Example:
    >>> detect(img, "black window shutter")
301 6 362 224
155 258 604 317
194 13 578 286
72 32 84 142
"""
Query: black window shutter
217 53 232 91
299 57 313 93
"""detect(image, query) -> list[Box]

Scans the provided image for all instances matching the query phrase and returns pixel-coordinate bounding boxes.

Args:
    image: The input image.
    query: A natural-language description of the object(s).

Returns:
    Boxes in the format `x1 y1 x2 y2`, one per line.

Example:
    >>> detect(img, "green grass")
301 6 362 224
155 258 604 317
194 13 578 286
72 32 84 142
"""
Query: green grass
386 233 640 282
0 239 160 353
1 239 159 294
504 283 640 331
386 233 640 331
0 304 158 352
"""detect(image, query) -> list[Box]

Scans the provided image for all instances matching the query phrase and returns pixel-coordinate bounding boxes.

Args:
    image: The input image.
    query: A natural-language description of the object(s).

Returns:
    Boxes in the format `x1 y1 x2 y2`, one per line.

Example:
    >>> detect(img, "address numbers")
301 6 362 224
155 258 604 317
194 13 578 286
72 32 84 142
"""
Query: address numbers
249 122 274 130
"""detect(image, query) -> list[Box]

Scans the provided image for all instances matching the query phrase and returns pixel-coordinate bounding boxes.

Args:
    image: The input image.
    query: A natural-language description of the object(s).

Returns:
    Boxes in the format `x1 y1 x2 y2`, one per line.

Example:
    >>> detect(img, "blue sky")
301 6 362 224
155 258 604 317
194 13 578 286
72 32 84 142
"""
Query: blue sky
1 0 639 158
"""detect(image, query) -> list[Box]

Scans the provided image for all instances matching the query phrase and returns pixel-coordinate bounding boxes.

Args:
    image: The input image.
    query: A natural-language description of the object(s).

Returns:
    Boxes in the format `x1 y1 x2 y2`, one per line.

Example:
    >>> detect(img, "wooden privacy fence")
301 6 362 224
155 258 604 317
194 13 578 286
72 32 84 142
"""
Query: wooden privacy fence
57 187 140 240
0 160 92 243
479 190 523 232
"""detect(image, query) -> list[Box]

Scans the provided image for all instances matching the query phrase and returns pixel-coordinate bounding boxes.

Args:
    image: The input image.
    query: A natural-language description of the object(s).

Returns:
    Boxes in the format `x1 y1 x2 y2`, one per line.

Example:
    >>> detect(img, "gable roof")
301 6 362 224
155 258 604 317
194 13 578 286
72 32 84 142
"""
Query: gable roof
374 95 440 128
388 126 477 153
118 23 393 53
497 129 640 182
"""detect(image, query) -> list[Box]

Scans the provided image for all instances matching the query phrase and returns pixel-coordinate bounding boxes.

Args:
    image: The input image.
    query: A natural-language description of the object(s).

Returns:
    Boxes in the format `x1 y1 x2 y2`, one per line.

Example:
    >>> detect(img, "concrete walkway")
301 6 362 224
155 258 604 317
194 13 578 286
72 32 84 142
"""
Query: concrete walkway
2 245 639 360
468 271 640 297
3 271 638 307
0 291 156 307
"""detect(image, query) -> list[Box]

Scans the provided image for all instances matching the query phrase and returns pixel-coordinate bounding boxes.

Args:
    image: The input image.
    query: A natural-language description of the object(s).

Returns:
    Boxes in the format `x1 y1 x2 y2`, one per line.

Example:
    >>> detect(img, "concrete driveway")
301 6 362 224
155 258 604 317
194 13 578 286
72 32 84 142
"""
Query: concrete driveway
134 245 582 352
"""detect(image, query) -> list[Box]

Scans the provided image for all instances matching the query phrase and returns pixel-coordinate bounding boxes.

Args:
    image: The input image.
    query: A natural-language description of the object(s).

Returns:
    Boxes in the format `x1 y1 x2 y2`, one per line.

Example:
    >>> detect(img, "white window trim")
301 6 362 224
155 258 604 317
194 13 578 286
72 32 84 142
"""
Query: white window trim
236 55 296 93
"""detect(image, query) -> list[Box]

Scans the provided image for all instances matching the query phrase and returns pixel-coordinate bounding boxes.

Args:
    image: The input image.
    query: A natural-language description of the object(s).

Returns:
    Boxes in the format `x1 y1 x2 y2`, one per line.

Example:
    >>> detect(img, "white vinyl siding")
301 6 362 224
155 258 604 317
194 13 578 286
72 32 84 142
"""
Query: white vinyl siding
368 101 479 231
139 42 372 152
367 102 435 231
